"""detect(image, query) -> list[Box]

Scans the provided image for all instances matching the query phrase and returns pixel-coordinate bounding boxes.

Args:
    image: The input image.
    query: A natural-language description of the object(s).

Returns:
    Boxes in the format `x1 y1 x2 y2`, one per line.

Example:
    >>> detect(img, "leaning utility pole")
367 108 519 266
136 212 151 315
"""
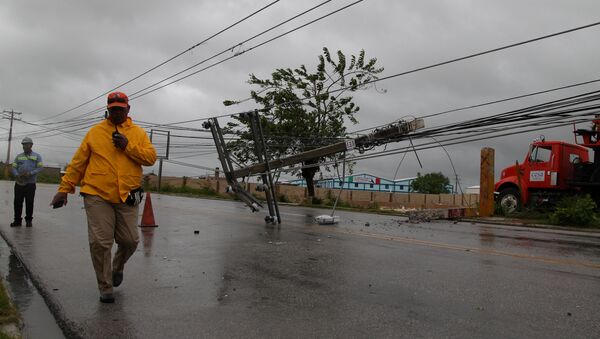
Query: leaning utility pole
2 110 22 174
204 111 424 224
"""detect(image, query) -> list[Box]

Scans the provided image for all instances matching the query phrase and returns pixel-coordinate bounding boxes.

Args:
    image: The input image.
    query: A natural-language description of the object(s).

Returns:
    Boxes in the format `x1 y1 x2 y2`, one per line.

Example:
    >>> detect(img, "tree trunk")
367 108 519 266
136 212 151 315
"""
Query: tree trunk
302 159 319 198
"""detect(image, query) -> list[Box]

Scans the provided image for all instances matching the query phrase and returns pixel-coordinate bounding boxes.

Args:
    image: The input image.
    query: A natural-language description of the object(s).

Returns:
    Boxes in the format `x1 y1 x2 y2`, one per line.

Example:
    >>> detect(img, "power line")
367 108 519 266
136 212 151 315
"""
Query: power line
131 18 600 131
415 91 600 138
8 15 600 175
348 77 600 135
36 0 282 122
24 5 598 142
127 0 346 101
51 0 343 123
163 159 217 171
240 19 600 132
239 88 600 175
281 116 594 176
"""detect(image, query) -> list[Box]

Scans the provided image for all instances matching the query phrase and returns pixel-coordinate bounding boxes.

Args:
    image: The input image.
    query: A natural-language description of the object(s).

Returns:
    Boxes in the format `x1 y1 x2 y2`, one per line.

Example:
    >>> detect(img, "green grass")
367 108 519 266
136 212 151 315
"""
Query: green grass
145 184 221 198
495 195 600 229
0 332 17 339
36 174 60 184
496 207 600 229
0 173 59 185
0 279 20 330
548 195 600 228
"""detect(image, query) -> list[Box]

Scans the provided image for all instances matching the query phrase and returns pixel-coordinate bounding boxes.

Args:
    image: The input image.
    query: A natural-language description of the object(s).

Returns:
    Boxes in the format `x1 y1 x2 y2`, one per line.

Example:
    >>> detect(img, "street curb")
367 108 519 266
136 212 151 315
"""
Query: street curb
461 218 600 237
0 230 84 339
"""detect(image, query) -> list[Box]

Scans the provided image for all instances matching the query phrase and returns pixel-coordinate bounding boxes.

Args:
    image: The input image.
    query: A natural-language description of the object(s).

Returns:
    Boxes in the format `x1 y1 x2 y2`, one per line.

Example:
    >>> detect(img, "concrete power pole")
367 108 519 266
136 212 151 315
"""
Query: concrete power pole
2 110 22 176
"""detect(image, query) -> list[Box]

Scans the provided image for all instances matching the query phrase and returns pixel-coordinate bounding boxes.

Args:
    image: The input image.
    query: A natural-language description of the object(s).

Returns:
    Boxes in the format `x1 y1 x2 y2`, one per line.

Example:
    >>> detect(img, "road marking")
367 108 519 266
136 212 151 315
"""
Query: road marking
324 227 600 270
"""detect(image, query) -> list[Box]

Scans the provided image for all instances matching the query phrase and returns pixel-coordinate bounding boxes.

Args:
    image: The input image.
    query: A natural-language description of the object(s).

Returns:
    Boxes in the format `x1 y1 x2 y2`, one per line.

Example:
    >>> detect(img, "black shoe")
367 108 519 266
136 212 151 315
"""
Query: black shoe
10 222 21 227
99 293 115 303
26 221 32 227
112 272 123 287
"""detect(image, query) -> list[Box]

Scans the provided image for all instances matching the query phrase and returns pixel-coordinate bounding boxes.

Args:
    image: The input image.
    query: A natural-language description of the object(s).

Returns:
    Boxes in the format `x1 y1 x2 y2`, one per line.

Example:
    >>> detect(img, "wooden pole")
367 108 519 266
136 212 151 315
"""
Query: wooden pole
479 147 495 217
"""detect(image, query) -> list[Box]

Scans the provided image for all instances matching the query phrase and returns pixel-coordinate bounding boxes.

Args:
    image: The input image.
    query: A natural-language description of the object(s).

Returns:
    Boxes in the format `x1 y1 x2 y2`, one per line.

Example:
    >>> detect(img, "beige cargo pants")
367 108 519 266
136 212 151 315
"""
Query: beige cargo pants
83 194 139 294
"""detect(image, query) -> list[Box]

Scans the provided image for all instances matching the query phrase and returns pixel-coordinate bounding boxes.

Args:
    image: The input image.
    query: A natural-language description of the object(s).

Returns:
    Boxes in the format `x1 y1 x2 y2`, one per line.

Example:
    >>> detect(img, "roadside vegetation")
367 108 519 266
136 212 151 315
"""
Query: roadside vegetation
410 172 451 194
0 279 21 339
496 195 600 229
35 174 60 184
548 195 599 227
0 170 59 185
144 184 220 199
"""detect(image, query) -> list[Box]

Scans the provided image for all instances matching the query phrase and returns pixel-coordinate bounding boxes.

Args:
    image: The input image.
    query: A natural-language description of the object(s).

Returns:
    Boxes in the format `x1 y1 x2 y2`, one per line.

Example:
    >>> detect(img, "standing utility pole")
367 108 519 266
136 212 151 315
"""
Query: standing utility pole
149 129 170 193
479 147 495 217
2 110 22 173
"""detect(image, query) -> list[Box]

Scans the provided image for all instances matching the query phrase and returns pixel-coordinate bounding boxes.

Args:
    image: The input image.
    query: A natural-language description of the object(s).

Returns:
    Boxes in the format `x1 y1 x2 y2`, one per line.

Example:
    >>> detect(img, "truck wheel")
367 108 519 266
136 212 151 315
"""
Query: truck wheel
498 188 521 214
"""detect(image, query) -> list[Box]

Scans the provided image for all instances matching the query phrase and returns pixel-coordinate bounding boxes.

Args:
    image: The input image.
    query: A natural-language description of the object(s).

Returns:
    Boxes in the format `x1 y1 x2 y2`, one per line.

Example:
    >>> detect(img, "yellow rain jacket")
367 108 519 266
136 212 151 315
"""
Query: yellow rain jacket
59 117 157 203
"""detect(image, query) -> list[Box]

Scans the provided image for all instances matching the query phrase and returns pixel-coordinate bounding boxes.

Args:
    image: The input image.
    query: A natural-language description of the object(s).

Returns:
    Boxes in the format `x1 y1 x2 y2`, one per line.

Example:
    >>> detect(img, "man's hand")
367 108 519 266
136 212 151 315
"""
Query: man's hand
22 171 31 178
50 192 68 208
112 133 129 150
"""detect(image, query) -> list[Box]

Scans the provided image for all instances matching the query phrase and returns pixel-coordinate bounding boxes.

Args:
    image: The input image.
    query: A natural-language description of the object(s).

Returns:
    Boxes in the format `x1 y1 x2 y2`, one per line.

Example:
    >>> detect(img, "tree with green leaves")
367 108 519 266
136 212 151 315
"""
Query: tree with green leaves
410 172 451 194
223 47 384 198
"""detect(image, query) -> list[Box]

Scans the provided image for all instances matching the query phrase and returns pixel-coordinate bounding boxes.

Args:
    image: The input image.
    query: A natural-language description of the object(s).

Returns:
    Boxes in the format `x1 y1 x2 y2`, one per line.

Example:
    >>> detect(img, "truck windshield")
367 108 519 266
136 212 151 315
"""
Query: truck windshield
529 145 552 163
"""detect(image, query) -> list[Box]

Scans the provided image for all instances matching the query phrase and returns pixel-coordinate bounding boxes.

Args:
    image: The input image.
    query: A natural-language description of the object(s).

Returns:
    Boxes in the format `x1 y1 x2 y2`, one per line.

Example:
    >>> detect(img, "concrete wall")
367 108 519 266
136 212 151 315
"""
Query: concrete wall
143 174 479 209
278 184 306 203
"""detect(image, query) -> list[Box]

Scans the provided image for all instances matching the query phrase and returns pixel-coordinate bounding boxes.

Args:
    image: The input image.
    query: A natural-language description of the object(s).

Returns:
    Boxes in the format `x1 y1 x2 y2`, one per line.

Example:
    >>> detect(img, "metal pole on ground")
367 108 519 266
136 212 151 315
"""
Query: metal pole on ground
158 158 163 193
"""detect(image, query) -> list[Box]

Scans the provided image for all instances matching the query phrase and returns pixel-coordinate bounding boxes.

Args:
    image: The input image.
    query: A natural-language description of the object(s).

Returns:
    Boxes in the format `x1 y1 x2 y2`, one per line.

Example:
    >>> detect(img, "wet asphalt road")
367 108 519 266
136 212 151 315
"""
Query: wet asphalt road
1 181 600 338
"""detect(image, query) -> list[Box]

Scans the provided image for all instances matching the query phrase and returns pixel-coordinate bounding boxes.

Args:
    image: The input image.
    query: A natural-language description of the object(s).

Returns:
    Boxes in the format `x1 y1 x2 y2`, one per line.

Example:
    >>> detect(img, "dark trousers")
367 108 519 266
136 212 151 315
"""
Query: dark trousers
14 183 36 222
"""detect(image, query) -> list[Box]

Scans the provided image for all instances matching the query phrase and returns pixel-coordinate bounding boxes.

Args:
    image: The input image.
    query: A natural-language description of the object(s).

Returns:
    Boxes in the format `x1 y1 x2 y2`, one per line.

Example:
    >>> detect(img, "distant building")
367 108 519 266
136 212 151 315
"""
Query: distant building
286 173 420 193
287 173 456 193
465 186 480 194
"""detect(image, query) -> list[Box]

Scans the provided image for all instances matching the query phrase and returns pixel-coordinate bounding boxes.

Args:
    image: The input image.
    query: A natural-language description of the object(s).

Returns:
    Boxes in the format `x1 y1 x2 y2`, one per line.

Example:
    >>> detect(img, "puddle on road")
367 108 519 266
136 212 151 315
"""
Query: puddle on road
0 238 65 339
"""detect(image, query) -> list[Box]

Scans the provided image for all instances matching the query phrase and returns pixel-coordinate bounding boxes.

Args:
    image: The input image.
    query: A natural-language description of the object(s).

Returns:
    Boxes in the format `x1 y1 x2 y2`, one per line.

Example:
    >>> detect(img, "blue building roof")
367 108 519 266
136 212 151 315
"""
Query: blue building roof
286 173 419 193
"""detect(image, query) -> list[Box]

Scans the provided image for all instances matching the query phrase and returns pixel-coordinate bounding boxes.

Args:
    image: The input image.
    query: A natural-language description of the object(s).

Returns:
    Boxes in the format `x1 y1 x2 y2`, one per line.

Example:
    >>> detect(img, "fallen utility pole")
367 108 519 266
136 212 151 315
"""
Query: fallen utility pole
204 112 424 224
233 118 424 178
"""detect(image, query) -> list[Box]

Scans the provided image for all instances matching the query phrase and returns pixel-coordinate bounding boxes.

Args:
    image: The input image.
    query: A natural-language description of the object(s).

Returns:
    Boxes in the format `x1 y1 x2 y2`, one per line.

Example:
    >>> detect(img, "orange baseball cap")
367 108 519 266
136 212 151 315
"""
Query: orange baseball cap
107 92 129 108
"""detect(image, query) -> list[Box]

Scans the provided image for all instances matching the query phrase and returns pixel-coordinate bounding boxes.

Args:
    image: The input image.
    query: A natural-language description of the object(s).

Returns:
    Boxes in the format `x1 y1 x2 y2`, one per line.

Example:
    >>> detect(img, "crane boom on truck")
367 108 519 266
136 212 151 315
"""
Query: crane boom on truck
495 115 600 213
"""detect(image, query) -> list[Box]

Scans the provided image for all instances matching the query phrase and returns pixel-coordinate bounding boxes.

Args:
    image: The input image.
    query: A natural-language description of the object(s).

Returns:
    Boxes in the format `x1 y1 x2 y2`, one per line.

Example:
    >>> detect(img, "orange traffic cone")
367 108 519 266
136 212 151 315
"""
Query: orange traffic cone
139 192 158 227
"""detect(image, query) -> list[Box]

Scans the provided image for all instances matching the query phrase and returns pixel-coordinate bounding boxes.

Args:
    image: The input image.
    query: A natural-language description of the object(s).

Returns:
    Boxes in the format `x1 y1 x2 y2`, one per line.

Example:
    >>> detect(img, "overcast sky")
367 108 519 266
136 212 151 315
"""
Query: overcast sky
2 0 600 189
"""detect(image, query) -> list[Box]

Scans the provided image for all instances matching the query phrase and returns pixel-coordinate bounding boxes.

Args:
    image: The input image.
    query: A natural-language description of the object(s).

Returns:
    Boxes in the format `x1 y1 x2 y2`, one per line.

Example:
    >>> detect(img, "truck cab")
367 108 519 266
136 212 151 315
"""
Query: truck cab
494 139 589 213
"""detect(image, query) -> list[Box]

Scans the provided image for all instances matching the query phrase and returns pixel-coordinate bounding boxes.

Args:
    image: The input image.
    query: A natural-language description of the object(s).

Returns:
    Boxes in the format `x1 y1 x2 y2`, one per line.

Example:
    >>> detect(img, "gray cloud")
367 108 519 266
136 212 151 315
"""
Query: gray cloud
1 0 600 186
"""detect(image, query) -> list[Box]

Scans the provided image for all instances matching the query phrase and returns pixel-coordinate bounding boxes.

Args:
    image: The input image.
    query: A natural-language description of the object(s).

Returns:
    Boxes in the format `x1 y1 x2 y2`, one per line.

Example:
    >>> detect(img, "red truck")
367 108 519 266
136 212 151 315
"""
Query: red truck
495 118 600 213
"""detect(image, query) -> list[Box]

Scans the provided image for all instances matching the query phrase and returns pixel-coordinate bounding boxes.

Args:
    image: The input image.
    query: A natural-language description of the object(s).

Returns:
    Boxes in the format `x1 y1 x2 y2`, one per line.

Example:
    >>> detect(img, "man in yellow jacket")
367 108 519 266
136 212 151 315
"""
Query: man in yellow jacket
51 92 157 303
